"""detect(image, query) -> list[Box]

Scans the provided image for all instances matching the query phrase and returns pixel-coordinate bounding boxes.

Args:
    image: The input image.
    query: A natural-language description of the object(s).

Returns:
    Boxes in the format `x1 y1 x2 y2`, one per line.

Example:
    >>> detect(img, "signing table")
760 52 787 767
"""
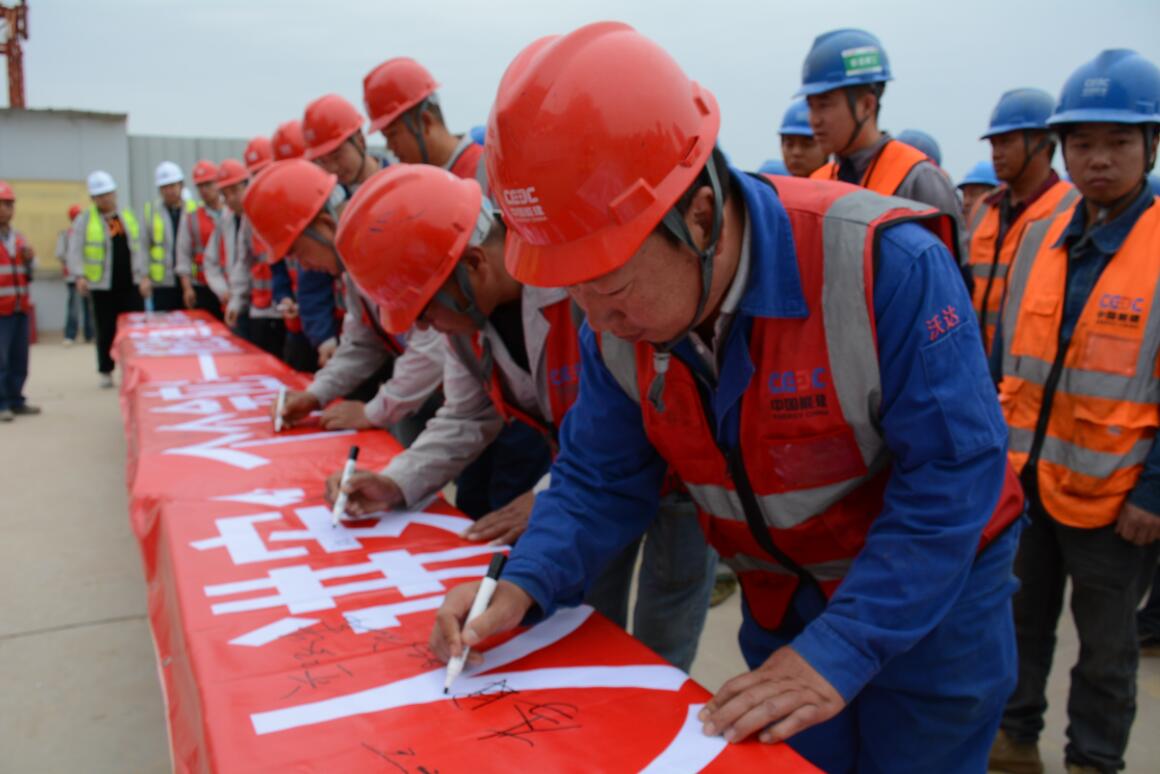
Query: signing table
114 310 818 773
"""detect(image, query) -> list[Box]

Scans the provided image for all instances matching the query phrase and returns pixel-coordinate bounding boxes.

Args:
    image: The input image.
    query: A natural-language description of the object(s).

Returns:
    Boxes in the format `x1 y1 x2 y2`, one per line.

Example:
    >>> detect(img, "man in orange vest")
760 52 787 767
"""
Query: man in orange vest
363 58 484 184
0 181 40 421
989 50 1160 774
426 24 1024 772
327 162 717 671
967 89 1076 356
175 159 226 320
799 29 963 240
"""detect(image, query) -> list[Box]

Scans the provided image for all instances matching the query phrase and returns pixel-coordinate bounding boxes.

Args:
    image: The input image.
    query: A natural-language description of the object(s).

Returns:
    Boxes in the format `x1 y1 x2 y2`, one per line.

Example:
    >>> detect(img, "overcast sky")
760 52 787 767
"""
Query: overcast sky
9 0 1160 180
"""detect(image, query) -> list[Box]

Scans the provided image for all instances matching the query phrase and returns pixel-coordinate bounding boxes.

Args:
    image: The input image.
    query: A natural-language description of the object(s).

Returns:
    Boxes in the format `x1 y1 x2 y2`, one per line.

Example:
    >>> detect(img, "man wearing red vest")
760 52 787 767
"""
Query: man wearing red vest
175 159 226 320
989 50 1160 774
799 29 964 241
968 89 1076 356
363 58 485 185
328 162 716 671
427 24 1024 772
226 138 284 357
0 181 40 421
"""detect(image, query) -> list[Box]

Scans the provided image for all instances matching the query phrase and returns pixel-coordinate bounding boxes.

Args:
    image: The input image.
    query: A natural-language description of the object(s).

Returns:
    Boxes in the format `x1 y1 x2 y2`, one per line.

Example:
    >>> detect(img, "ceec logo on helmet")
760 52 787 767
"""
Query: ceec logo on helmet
503 187 546 223
1082 78 1110 98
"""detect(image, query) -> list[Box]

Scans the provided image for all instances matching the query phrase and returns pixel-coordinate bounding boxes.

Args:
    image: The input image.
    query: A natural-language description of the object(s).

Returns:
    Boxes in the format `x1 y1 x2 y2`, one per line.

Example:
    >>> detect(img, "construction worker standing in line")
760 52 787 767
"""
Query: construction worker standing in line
968 89 1076 356
140 161 197 312
303 94 388 196
958 161 1000 222
226 138 284 357
426 23 1024 772
778 97 827 178
200 159 248 330
988 49 1160 774
363 57 484 183
175 159 226 320
0 181 40 421
67 171 143 388
270 118 342 372
800 29 964 236
56 204 93 345
327 162 716 670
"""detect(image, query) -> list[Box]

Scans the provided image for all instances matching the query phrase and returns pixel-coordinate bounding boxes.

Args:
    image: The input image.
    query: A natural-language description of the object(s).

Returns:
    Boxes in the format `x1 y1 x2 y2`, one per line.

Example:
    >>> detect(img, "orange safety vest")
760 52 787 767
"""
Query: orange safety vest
0 230 31 316
599 176 1024 631
966 180 1077 354
457 297 583 449
250 233 273 310
998 199 1160 528
809 138 929 197
187 206 221 286
449 142 484 181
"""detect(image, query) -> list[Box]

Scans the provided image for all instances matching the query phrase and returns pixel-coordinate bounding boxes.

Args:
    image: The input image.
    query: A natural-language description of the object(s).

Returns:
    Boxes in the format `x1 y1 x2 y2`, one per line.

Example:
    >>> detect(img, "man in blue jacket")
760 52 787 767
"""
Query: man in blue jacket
424 23 1024 773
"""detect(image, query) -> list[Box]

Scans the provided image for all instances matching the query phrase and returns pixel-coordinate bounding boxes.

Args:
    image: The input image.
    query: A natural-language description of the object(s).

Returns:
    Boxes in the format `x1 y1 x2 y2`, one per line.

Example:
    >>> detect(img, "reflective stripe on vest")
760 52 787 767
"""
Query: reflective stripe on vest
998 201 1160 528
83 207 140 284
967 181 1078 354
457 297 583 448
600 175 1022 631
809 139 929 197
146 199 198 283
188 206 217 284
0 232 31 315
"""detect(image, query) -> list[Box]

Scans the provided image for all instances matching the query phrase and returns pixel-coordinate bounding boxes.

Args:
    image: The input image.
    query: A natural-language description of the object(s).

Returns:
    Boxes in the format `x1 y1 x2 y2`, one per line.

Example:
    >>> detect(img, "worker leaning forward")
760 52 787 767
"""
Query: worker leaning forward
326 162 717 670
988 49 1160 774
427 22 1025 773
174 159 227 320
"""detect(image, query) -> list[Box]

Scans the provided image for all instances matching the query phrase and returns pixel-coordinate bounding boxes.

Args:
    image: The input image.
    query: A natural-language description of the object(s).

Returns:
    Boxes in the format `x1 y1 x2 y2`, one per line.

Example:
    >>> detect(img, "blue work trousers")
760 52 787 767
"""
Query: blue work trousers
738 522 1021 774
0 312 30 411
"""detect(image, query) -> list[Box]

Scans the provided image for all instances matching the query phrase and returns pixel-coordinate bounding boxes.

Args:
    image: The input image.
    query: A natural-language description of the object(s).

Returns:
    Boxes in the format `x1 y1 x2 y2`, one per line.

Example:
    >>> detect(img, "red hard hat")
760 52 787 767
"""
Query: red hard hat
0 181 13 201
272 120 306 160
244 136 274 173
363 57 440 134
192 159 220 185
217 158 250 188
243 159 337 263
302 94 364 160
68 204 83 221
488 22 720 287
336 164 483 334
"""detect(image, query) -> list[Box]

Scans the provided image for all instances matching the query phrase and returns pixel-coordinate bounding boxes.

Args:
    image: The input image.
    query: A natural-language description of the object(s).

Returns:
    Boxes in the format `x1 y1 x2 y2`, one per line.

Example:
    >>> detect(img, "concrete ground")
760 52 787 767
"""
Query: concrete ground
2 331 1157 773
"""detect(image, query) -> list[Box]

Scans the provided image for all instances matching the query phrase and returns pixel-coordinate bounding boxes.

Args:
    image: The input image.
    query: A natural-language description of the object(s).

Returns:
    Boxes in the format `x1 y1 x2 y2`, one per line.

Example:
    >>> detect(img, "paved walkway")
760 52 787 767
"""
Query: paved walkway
1 333 1156 773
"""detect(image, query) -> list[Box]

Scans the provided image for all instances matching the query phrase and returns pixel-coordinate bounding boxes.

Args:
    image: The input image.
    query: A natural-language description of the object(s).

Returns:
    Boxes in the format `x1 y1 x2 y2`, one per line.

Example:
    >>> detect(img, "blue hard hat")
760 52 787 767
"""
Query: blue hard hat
981 88 1056 139
957 161 999 189
759 159 789 175
1149 174 1160 196
779 98 813 137
797 28 893 97
896 129 942 166
1048 49 1160 127
469 124 486 146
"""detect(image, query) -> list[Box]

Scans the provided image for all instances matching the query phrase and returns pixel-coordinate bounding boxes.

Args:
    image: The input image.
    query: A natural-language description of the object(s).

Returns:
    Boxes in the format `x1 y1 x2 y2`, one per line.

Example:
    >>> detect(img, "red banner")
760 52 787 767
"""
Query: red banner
116 312 818 773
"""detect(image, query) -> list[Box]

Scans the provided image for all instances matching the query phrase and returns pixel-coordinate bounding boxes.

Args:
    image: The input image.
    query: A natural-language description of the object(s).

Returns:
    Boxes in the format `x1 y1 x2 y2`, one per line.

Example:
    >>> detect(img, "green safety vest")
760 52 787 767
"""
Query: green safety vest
144 199 199 282
83 206 141 283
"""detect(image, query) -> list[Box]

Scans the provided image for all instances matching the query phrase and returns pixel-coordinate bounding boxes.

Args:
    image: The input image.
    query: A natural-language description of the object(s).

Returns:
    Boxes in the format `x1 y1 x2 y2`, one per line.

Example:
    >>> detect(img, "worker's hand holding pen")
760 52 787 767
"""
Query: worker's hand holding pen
324 469 405 517
429 577 533 672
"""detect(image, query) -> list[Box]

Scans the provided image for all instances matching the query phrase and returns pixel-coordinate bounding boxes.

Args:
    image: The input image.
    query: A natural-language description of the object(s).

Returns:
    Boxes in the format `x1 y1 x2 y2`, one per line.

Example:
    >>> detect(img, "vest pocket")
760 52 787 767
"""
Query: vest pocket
1011 294 1060 359
760 428 866 491
1075 330 1141 377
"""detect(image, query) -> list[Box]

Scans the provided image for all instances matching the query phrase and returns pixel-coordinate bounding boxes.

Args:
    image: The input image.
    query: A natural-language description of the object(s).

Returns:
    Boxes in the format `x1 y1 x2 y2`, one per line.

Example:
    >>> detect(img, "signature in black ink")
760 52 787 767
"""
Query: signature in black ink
360 743 440 774
478 701 581 747
451 679 520 712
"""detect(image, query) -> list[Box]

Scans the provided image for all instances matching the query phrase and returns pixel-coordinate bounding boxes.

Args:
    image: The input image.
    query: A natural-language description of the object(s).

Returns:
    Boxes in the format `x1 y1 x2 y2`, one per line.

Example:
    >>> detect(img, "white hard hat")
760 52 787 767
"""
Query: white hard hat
87 170 117 196
155 160 184 187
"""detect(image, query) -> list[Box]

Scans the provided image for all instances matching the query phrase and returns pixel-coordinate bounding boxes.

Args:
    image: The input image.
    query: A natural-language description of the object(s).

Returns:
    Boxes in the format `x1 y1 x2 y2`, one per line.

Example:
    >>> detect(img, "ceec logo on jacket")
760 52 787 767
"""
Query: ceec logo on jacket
768 367 827 394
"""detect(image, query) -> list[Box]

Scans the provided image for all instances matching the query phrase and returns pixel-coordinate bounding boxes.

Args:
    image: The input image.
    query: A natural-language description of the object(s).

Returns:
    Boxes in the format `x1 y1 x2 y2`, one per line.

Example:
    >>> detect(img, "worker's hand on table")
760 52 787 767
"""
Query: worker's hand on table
430 579 533 666
224 306 239 327
1115 502 1160 546
275 390 319 427
321 400 372 431
699 645 845 745
76 278 89 296
138 278 153 299
326 470 404 516
317 338 338 367
182 285 197 309
462 490 535 545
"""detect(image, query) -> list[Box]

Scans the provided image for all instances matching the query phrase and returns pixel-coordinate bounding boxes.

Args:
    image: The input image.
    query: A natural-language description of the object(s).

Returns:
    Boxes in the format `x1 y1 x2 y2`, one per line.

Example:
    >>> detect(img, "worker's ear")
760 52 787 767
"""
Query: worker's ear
685 185 718 253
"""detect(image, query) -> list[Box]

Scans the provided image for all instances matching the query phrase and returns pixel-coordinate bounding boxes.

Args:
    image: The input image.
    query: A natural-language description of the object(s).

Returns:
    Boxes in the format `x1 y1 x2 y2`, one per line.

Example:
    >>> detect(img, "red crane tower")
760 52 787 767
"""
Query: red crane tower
1 1 29 108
